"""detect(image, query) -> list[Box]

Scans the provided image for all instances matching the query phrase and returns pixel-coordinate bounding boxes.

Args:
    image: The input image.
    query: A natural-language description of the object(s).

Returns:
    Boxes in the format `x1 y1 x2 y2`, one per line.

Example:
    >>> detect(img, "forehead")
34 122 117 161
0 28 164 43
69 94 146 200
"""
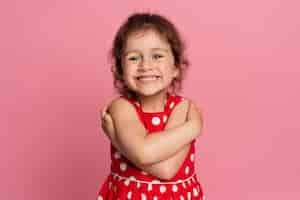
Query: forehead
124 29 171 52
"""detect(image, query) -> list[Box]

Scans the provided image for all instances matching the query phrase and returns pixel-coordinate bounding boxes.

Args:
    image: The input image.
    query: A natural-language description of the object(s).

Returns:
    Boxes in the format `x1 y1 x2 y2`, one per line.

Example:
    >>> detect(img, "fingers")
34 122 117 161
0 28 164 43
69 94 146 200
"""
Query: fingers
187 99 201 121
101 105 108 118
101 104 113 124
187 100 195 118
101 104 111 122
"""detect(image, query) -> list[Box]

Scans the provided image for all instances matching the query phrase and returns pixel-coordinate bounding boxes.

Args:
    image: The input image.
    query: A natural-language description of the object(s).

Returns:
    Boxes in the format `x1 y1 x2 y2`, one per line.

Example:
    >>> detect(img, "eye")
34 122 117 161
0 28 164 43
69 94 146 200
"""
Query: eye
128 56 140 61
153 54 164 60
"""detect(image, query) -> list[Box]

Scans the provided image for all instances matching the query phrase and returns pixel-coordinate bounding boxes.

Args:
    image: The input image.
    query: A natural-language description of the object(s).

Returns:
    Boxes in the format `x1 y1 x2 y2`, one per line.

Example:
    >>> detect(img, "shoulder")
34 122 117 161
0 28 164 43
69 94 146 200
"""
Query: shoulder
173 95 203 114
167 95 191 120
172 95 192 109
107 96 137 120
164 95 197 128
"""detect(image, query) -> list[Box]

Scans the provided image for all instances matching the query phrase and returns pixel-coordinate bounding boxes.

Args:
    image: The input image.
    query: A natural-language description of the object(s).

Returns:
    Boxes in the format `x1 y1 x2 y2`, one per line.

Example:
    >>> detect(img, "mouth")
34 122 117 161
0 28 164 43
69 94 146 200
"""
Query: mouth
136 75 161 81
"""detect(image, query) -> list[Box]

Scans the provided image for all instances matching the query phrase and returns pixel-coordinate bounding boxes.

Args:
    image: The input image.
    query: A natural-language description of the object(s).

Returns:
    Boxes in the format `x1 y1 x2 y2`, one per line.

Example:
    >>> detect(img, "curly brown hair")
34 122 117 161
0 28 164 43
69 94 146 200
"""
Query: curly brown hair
109 12 190 99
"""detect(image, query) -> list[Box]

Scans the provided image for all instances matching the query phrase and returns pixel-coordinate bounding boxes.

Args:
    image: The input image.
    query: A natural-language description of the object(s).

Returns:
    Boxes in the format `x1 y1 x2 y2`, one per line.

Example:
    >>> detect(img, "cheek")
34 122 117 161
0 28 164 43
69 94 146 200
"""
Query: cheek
123 63 137 73
163 66 177 77
161 72 175 85
122 71 137 86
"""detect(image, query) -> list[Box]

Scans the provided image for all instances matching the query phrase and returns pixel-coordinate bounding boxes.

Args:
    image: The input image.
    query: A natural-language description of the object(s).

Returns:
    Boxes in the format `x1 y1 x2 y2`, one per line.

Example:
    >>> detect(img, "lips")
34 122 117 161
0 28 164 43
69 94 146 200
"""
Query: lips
136 75 160 80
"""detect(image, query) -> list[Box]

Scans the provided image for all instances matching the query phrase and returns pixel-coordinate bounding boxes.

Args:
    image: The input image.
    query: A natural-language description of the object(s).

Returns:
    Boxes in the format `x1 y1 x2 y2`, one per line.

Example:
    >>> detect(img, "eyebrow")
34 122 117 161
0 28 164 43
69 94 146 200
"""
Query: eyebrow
123 48 169 56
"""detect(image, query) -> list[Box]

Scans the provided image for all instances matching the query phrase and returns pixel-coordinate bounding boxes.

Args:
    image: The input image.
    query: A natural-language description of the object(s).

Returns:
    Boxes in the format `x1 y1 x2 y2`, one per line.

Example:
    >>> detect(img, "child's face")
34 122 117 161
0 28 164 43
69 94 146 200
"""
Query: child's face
121 29 179 97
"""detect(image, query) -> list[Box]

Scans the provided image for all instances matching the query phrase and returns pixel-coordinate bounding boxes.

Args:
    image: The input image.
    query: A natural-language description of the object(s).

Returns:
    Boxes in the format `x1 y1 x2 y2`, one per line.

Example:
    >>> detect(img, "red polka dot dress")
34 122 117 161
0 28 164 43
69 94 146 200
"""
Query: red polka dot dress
97 93 207 200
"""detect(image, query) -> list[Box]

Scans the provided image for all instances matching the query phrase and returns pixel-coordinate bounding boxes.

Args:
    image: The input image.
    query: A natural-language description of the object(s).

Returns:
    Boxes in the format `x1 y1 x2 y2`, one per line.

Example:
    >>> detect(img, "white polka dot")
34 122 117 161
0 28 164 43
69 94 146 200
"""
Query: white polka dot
182 181 186 188
172 184 178 192
176 179 183 183
193 187 199 196
190 154 194 162
97 195 103 200
120 163 127 171
180 195 185 200
141 193 147 200
124 179 130 186
147 183 152 191
187 192 191 200
152 180 161 184
185 166 190 175
129 176 136 181
127 191 132 199
163 115 168 123
169 102 175 109
153 196 158 200
114 151 121 159
137 182 141 188
151 116 161 125
160 185 166 193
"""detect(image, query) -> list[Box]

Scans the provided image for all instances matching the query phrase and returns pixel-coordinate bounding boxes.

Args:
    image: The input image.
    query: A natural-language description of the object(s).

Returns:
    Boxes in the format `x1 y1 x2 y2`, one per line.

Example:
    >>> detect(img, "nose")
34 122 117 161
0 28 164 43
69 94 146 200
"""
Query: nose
138 58 153 72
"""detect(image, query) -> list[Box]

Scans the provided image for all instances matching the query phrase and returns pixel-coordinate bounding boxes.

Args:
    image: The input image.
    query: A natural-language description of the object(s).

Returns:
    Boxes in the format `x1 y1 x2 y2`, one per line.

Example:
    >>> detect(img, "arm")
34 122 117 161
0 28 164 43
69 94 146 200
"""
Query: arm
135 99 201 180
102 99 201 180
108 97 202 167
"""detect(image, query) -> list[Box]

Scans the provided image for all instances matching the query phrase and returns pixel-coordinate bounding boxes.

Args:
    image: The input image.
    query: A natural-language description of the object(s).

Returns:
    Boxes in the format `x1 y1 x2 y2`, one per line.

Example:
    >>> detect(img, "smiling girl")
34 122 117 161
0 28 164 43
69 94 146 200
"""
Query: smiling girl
97 12 207 200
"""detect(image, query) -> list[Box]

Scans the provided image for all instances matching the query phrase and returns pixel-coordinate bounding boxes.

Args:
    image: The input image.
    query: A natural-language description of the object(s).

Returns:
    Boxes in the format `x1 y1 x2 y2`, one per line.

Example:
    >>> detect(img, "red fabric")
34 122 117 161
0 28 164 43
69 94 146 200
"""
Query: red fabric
97 93 206 200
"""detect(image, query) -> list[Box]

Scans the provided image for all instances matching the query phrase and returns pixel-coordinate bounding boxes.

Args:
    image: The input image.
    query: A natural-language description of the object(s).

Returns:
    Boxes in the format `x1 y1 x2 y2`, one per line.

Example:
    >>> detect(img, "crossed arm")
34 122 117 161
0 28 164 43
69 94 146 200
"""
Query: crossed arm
100 98 203 180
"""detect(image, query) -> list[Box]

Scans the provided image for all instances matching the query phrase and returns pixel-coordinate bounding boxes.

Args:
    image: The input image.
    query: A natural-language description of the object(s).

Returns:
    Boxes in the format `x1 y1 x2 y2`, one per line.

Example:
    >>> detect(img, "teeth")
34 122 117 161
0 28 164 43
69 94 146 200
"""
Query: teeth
137 76 159 81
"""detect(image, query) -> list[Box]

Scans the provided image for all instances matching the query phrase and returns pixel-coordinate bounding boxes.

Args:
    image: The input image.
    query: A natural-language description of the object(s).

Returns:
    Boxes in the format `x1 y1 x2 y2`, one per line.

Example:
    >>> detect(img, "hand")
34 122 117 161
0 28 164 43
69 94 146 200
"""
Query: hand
100 104 116 140
187 100 203 135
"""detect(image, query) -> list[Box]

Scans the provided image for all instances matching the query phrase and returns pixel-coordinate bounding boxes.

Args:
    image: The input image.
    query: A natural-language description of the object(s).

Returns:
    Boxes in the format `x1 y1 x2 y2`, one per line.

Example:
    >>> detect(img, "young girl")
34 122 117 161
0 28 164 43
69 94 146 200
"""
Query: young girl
98 12 207 200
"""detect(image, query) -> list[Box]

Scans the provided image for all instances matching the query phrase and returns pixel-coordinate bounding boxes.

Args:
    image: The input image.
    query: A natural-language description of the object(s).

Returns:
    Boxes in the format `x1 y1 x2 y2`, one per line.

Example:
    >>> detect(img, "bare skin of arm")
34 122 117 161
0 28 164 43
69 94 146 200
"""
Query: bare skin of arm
110 98 202 166
101 98 203 180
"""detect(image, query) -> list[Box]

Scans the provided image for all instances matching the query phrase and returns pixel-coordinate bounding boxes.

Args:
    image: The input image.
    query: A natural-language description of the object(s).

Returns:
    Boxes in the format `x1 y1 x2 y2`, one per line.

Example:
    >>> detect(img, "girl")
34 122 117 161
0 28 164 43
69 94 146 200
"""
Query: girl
98 12 207 200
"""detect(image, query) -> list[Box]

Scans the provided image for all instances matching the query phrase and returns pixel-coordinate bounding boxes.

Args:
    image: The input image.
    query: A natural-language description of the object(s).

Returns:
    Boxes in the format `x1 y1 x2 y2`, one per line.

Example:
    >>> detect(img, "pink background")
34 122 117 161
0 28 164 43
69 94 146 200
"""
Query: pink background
1 0 299 199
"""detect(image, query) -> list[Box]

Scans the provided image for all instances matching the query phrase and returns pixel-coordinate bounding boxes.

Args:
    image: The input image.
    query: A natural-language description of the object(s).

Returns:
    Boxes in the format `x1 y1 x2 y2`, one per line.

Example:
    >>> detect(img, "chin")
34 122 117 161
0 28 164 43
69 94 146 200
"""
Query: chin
136 88 166 97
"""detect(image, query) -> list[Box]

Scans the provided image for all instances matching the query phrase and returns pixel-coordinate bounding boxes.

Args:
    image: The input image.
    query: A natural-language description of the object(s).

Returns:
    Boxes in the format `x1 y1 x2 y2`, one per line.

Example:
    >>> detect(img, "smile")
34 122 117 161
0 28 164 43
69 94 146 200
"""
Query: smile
136 76 161 82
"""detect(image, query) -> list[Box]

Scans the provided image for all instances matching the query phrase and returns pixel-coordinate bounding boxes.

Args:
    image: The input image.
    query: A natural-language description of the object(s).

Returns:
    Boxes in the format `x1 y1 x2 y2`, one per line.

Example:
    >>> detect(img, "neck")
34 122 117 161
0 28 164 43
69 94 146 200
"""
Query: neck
136 90 169 113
